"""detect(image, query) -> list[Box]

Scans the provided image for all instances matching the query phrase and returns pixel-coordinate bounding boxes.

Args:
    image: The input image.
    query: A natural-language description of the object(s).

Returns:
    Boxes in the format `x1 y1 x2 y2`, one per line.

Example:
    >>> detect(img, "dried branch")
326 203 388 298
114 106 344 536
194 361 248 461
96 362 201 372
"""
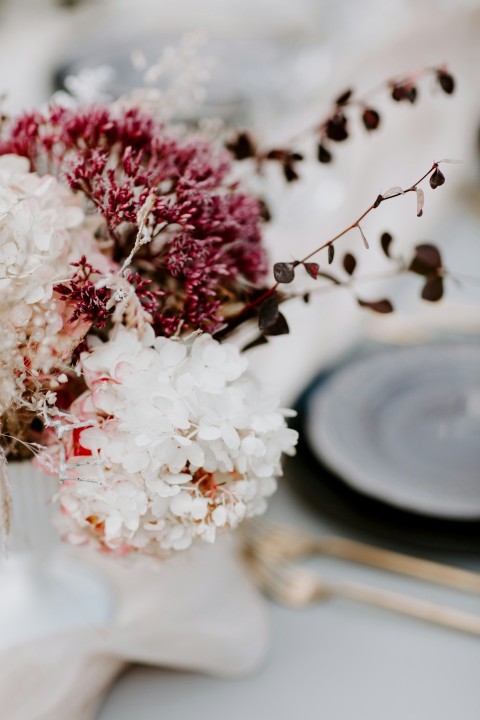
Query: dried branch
226 66 456 175
215 160 449 340
0 445 12 554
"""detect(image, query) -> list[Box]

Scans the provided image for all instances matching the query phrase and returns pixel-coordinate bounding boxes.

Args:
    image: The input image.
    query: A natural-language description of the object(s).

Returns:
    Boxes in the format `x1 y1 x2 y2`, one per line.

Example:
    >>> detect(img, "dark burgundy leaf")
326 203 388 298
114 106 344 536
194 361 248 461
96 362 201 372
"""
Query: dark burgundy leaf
258 199 272 222
54 283 72 296
258 295 279 332
391 83 417 103
328 244 335 264
335 88 353 106
380 232 393 258
273 262 296 284
317 143 332 164
304 262 320 280
362 108 381 131
326 113 349 142
429 167 446 189
343 253 357 275
409 243 442 275
421 276 444 302
302 292 311 304
437 70 455 95
283 162 299 183
263 312 290 337
266 149 286 161
226 132 256 160
373 194 384 209
357 298 394 314
242 334 269 352
416 244 442 268
291 152 304 162
391 85 402 102
406 85 418 103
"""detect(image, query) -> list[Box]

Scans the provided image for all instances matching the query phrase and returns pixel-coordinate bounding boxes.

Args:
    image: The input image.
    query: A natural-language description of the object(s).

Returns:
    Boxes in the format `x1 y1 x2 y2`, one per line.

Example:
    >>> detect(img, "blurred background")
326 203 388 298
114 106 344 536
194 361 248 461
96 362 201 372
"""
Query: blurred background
2 0 480 397
0 1 479 718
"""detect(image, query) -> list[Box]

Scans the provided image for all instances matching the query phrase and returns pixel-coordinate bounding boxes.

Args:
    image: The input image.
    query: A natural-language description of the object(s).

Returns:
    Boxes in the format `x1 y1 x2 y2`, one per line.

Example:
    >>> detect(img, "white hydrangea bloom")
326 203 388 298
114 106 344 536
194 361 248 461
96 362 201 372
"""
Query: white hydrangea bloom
0 154 101 413
0 154 86 309
44 327 298 554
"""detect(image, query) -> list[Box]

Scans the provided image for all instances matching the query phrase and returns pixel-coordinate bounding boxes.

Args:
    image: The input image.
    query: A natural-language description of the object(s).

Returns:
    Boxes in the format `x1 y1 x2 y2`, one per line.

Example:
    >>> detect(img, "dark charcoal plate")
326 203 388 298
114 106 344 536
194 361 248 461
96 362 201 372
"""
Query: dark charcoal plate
287 342 480 555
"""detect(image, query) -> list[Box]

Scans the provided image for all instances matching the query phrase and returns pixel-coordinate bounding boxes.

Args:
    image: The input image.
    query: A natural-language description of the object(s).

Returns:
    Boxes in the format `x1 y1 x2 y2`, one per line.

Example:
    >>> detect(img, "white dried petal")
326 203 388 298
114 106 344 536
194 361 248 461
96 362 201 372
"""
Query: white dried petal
416 188 425 217
41 330 298 556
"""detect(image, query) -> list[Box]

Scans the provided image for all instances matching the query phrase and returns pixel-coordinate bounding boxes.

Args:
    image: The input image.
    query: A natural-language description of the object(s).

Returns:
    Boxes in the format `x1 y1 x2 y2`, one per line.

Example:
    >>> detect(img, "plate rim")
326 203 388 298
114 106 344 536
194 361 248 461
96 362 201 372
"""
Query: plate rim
305 343 480 521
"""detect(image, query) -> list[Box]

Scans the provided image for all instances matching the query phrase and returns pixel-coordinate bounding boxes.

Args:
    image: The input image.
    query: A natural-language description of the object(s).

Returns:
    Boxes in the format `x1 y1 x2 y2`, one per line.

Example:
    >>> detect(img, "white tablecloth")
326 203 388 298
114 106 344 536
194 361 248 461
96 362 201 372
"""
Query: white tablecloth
99 480 480 720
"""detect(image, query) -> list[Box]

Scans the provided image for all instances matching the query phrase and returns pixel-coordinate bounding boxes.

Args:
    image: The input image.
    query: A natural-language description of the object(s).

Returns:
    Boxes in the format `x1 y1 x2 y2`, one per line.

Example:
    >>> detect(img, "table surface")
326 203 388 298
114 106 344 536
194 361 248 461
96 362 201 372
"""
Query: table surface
99 480 480 720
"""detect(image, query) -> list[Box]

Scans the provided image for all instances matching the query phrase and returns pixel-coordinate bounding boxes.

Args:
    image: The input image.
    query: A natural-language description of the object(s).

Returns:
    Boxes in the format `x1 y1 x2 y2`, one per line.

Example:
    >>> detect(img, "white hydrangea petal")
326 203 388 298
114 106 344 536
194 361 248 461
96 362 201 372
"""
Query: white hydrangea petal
170 491 193 516
221 423 240 449
105 513 123 538
191 497 208 520
122 451 150 474
147 479 180 497
24 285 46 304
212 505 227 527
185 442 204 467
172 534 192 551
46 330 298 556
197 424 221 441
79 427 106 451
158 340 187 367
175 372 195 396
165 473 192 485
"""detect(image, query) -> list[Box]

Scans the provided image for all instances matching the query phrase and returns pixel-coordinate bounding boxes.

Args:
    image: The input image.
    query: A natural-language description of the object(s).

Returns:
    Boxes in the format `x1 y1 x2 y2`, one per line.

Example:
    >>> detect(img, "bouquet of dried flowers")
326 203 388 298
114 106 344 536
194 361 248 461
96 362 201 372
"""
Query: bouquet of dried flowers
0 54 456 556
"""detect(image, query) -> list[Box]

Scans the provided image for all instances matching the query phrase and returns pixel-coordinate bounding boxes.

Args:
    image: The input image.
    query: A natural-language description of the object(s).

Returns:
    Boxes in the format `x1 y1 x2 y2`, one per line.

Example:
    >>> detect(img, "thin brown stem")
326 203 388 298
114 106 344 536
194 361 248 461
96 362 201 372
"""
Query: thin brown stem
215 161 439 341
301 162 437 263
269 65 437 148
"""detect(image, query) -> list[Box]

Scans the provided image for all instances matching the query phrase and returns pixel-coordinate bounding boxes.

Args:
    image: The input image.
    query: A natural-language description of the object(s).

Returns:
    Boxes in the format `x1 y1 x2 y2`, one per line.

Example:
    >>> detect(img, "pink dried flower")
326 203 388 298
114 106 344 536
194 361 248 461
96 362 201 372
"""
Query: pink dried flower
0 105 269 335
54 257 112 329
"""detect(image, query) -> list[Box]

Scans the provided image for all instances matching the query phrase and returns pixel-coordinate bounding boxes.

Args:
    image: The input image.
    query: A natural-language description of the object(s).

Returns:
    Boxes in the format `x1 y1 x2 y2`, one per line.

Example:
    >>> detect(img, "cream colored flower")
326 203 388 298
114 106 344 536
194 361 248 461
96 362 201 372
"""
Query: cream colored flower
42 327 298 555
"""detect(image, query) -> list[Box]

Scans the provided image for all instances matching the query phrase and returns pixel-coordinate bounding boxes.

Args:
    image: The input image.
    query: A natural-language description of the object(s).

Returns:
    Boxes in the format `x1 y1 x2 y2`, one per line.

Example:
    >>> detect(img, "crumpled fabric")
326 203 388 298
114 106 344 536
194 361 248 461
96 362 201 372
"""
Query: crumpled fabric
0 536 269 720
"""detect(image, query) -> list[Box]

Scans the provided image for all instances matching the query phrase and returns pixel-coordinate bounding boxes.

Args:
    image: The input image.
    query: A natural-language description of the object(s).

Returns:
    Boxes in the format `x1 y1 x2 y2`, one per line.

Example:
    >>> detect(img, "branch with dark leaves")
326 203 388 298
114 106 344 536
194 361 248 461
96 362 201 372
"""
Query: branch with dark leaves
214 159 455 343
226 66 455 181
292 239 447 308
241 237 456 352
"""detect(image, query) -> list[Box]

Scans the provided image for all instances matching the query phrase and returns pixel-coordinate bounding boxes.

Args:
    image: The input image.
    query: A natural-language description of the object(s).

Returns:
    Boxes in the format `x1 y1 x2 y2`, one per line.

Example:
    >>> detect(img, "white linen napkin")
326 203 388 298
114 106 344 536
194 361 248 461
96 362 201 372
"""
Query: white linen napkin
0 536 269 720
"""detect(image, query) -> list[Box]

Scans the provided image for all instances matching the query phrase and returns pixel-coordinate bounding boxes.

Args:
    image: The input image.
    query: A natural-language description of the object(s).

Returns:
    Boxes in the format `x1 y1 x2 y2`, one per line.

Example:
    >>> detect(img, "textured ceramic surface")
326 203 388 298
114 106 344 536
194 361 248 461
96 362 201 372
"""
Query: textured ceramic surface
306 343 480 520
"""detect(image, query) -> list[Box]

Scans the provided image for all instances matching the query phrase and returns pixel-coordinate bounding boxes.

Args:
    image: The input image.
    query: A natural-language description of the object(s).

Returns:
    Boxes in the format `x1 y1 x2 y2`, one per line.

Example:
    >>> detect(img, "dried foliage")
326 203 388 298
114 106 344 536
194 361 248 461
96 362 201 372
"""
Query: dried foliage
226 66 455 177
0 56 465 555
216 160 453 342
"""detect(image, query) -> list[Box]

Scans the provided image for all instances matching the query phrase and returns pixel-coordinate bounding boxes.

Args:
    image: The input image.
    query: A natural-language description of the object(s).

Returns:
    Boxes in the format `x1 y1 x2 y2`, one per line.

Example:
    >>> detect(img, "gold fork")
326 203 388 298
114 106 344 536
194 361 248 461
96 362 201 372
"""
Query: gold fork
242 518 480 594
245 553 480 637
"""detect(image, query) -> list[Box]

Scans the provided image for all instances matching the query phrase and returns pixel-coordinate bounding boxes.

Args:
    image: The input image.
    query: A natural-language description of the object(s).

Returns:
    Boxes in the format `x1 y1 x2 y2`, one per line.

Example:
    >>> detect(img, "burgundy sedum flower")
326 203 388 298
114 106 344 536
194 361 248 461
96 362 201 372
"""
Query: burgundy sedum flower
0 105 268 336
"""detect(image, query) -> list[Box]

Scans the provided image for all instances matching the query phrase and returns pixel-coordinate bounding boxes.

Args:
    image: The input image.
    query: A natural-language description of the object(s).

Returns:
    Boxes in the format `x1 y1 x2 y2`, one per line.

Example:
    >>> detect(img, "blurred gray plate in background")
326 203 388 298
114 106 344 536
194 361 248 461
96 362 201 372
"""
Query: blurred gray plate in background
56 33 328 123
306 343 480 520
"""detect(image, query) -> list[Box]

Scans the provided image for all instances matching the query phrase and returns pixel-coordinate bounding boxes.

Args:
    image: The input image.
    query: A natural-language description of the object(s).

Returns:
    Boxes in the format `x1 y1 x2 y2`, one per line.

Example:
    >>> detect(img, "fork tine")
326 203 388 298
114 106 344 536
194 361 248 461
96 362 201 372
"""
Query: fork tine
244 552 326 607
242 518 480 595
241 516 313 561
242 554 282 600
245 552 480 637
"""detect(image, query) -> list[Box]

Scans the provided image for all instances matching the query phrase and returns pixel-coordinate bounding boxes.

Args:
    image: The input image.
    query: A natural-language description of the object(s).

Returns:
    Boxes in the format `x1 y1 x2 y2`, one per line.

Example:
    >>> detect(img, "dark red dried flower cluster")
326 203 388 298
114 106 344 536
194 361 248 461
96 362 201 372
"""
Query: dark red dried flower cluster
0 105 268 336
55 257 111 327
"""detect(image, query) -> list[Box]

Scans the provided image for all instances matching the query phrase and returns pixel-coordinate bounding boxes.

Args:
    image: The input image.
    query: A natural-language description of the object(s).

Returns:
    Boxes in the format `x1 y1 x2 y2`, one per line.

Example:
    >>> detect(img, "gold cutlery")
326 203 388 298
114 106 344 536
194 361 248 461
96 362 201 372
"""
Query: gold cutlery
242 518 480 594
245 552 480 637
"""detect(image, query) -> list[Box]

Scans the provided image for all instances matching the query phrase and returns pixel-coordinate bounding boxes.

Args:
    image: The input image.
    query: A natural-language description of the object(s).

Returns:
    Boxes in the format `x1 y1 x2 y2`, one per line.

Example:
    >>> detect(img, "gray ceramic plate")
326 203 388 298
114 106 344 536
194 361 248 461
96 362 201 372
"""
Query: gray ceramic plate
306 344 480 520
